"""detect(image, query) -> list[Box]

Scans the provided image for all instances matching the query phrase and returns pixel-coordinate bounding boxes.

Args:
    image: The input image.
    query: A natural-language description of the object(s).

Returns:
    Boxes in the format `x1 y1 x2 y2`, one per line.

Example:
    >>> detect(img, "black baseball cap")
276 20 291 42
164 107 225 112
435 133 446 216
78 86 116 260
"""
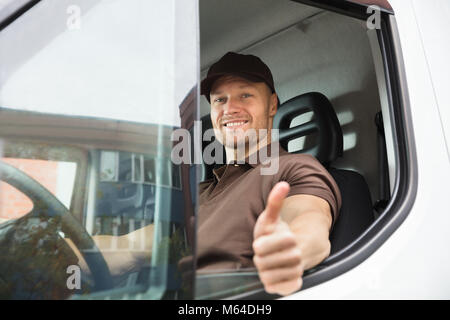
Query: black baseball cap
201 52 276 103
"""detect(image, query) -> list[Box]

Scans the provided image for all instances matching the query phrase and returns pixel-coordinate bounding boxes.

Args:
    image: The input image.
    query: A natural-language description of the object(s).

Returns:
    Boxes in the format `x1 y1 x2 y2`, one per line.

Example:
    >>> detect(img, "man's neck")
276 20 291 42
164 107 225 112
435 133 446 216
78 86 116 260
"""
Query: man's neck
225 138 270 164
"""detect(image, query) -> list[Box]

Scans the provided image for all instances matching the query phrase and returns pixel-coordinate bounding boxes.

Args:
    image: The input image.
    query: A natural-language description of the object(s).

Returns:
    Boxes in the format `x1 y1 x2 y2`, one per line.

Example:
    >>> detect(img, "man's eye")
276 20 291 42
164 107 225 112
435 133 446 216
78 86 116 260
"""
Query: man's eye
214 97 225 103
242 93 252 98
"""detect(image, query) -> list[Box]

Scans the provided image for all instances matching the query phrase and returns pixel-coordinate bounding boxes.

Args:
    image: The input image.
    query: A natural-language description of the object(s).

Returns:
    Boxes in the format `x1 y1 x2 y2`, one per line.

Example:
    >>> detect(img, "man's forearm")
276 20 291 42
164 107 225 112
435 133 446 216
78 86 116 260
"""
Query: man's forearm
288 210 331 271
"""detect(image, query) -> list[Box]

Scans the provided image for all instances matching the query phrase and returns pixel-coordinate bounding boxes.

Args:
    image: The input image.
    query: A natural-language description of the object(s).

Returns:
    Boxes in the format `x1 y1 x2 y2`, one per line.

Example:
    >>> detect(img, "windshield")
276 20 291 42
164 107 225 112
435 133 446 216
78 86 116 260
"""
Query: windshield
0 0 198 299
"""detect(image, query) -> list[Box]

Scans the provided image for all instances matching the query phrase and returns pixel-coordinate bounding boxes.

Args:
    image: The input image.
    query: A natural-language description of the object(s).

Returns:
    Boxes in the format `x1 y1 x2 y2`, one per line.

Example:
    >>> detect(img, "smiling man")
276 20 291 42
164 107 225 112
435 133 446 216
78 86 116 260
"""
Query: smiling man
208 75 277 163
197 52 342 296
72 52 342 297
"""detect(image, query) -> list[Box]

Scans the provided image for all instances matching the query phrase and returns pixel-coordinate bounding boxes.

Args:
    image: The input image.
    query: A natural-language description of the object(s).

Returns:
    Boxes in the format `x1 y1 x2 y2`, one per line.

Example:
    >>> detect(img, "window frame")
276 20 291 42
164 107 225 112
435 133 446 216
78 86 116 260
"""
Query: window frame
0 0 418 300
0 0 40 31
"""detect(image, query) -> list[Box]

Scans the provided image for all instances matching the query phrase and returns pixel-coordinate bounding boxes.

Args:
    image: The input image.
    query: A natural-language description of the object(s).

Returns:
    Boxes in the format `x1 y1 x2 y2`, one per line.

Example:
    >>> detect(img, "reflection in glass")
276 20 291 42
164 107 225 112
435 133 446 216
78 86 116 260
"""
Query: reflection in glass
0 0 198 300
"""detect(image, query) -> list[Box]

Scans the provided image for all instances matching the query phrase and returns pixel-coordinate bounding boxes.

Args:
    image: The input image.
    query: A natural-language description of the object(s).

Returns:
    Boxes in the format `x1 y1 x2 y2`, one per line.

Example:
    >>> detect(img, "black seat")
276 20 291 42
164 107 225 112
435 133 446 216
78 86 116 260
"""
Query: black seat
273 92 374 254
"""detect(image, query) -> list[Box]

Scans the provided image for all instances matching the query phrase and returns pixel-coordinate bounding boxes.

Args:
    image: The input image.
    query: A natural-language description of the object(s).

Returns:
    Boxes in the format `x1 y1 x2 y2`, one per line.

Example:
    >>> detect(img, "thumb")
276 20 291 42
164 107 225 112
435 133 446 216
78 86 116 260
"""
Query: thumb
254 181 290 238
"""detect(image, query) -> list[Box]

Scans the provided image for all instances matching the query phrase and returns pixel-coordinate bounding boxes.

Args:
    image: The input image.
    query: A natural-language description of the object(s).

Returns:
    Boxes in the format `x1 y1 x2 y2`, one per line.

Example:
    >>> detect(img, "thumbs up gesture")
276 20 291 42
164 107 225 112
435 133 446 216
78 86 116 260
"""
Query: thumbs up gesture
252 182 304 296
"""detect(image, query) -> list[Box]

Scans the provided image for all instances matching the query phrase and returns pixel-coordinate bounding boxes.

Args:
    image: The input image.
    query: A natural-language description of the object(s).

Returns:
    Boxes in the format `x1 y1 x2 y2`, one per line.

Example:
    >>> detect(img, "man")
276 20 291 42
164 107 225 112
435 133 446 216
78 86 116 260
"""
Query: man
196 52 341 296
73 52 341 297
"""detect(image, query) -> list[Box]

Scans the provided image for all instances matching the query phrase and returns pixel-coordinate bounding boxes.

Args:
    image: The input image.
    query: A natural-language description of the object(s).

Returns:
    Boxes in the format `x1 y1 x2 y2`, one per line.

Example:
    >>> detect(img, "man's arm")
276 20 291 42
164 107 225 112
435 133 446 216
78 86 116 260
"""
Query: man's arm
252 182 333 296
281 194 332 270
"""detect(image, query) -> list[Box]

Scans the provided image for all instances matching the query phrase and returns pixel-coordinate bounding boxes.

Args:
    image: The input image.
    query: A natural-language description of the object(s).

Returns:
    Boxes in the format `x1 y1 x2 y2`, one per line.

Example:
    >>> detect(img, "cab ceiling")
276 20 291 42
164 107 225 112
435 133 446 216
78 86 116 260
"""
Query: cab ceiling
200 0 322 70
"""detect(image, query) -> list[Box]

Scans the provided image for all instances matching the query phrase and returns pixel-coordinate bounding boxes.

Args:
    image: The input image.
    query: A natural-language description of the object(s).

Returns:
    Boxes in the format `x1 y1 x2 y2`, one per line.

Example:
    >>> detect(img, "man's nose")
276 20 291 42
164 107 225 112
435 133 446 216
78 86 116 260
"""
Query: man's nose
223 96 241 114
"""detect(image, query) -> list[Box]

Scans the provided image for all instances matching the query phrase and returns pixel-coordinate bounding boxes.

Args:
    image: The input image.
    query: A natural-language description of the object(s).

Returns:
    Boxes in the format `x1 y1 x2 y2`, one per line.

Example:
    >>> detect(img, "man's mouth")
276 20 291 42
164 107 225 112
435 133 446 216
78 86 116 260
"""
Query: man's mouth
222 120 249 129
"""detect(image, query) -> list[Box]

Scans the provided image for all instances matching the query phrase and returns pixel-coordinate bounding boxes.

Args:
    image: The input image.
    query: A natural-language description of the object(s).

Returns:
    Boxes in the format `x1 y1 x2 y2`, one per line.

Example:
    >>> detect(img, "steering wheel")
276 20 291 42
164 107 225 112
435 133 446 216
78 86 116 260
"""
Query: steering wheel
0 160 113 292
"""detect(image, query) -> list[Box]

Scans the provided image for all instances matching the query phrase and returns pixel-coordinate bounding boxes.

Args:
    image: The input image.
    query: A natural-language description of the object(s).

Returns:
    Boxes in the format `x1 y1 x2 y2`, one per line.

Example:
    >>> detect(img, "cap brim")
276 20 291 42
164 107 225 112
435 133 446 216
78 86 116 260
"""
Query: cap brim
201 72 269 102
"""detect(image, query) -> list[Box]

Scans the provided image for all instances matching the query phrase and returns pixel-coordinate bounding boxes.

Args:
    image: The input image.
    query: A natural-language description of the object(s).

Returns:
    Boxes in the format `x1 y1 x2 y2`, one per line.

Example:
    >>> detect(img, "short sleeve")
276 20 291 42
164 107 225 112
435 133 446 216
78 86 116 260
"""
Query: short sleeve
279 154 342 227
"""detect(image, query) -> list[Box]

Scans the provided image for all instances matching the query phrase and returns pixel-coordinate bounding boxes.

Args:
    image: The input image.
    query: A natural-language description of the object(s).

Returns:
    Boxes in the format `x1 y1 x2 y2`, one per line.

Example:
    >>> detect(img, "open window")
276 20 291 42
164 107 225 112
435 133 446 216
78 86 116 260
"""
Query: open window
197 0 417 299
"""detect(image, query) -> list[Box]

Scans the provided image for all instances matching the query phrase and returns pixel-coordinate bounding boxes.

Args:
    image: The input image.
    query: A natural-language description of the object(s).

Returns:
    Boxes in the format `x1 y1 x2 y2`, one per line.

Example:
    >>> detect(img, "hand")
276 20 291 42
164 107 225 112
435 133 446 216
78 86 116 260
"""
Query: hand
252 182 304 296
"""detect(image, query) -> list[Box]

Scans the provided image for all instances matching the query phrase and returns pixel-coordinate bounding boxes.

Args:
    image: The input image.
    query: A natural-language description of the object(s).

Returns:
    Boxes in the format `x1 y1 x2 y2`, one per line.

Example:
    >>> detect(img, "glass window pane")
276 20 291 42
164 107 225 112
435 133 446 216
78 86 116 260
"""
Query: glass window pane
0 0 198 300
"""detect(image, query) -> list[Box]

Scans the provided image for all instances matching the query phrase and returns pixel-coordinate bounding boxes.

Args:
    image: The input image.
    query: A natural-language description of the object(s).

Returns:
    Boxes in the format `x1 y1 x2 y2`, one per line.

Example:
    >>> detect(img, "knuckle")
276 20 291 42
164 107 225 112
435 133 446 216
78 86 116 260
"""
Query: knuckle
279 286 293 296
289 248 302 263
264 285 274 293
265 283 279 294
253 255 262 267
282 232 297 246
259 270 269 282
252 239 261 253
295 265 304 277
261 275 272 287
285 281 301 295
295 251 303 263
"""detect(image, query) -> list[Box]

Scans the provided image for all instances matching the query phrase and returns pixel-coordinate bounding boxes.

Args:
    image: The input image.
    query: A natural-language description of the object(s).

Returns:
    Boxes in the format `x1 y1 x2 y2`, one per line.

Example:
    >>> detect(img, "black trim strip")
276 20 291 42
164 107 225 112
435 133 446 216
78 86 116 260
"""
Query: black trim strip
227 2 417 300
0 0 41 32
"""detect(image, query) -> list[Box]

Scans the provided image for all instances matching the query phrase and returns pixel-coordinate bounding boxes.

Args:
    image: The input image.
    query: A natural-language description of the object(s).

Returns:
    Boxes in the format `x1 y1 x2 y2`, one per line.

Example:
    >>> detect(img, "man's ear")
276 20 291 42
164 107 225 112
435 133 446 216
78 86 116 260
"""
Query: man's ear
269 93 278 117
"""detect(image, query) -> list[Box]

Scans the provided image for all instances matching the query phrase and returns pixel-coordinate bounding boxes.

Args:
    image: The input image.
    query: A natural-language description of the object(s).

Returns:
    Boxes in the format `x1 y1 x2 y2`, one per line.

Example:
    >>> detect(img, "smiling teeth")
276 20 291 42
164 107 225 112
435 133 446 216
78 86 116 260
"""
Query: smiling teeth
226 121 246 127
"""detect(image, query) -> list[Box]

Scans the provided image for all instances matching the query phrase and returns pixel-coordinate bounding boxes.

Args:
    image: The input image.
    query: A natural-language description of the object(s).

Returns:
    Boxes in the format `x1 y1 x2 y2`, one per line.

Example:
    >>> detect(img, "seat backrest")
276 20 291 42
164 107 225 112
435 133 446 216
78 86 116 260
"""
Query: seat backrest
274 92 374 254
273 92 343 167
327 168 373 253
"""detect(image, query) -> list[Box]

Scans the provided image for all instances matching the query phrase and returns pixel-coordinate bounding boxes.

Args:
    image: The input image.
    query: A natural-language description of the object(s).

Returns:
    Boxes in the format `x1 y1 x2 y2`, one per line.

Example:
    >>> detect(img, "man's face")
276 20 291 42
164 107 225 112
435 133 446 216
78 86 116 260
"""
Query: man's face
209 75 278 149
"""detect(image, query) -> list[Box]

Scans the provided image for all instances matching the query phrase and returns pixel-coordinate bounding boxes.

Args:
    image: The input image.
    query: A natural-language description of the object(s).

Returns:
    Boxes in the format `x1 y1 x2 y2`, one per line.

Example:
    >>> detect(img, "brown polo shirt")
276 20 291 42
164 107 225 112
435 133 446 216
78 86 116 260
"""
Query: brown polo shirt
197 145 341 271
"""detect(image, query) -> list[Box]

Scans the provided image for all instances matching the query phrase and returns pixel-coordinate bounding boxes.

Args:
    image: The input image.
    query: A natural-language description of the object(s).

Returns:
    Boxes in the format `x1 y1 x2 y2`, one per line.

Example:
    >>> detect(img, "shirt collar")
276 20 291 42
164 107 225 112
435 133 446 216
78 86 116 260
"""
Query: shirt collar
212 143 288 181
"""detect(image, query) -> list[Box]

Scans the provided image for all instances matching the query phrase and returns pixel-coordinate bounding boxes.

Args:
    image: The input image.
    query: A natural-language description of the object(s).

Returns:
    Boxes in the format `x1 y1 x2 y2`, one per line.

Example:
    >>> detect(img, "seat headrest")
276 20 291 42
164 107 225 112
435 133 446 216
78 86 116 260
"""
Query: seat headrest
273 92 343 166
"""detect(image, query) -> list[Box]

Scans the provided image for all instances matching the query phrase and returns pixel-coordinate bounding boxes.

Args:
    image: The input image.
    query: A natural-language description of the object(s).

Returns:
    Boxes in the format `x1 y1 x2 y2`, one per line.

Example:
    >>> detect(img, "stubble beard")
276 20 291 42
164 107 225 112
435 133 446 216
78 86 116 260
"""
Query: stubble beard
218 126 271 162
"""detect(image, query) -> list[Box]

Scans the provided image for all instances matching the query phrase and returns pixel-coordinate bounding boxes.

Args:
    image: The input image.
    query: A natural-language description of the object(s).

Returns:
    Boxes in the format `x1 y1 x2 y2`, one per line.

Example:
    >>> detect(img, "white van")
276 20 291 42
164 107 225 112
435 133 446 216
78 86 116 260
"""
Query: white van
0 0 449 299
